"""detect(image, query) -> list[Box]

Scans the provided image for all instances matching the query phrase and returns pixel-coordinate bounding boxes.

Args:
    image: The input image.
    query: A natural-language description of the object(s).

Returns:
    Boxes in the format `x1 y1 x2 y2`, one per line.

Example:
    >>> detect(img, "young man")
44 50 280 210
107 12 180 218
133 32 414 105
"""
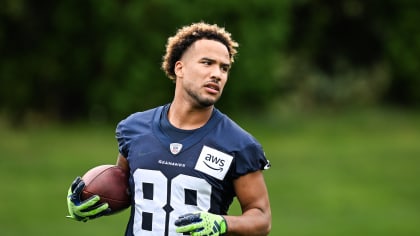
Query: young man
67 22 271 236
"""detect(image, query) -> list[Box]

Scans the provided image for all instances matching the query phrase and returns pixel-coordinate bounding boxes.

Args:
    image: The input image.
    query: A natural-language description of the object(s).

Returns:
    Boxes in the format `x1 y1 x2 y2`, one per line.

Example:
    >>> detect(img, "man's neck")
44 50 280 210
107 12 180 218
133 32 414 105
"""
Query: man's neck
167 101 214 130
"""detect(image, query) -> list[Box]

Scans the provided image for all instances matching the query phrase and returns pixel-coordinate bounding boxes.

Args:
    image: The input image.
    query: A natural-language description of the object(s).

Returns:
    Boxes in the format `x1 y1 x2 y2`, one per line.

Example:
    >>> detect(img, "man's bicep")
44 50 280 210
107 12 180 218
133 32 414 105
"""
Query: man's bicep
233 171 270 214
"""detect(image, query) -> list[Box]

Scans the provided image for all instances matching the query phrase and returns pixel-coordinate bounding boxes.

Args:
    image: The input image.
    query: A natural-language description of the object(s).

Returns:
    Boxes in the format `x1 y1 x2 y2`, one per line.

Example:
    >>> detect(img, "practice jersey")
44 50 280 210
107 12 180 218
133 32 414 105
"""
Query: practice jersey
116 104 270 236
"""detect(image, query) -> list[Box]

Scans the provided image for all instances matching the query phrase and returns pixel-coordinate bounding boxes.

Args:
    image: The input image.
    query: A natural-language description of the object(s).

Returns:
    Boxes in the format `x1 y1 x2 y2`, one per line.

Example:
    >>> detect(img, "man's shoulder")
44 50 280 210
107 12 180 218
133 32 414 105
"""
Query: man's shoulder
214 109 258 144
216 110 249 134
121 105 164 123
116 105 165 133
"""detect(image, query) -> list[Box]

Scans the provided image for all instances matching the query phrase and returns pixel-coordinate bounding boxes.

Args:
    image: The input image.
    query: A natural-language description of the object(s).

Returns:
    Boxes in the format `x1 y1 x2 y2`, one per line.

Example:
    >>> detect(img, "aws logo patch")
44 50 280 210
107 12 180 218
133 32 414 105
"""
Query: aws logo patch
195 146 233 180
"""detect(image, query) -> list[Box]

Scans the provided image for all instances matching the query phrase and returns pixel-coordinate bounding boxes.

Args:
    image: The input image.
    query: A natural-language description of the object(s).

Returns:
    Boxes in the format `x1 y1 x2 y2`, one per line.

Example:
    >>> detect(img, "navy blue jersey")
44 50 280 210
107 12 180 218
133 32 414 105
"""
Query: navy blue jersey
116 104 270 236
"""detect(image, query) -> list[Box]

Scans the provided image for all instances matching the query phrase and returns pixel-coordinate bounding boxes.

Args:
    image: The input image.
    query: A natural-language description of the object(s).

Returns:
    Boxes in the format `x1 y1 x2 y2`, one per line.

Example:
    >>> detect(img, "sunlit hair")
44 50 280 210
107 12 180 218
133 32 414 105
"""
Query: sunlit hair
162 22 239 82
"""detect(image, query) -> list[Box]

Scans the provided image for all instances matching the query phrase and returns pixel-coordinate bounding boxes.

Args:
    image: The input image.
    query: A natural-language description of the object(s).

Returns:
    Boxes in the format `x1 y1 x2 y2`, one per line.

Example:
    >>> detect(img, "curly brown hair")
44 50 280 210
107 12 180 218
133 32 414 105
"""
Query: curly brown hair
161 22 239 81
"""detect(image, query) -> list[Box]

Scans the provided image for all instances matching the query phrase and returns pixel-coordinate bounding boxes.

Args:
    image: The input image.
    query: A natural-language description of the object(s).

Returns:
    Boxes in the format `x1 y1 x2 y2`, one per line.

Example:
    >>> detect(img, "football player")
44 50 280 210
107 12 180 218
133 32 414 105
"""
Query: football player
67 22 271 236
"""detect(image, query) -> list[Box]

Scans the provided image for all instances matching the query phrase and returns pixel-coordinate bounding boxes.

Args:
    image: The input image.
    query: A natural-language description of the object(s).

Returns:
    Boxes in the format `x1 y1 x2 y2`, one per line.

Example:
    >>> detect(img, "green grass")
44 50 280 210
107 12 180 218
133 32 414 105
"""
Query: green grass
1 108 419 235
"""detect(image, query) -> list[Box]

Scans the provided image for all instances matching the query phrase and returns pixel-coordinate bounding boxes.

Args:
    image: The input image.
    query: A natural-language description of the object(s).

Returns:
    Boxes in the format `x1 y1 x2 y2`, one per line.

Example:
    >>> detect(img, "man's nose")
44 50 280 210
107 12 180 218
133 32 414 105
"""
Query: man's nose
210 67 223 81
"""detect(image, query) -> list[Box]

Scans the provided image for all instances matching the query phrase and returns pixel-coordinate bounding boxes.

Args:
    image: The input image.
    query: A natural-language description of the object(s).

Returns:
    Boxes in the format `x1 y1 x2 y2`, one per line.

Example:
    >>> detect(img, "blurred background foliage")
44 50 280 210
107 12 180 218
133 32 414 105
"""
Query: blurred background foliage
1 1 420 235
0 0 419 125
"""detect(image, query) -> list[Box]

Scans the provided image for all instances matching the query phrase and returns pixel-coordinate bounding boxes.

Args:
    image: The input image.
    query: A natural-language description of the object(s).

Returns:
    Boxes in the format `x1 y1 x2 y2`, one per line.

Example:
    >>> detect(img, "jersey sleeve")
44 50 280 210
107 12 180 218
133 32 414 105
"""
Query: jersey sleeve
115 108 158 158
115 117 132 158
115 112 144 158
231 140 270 178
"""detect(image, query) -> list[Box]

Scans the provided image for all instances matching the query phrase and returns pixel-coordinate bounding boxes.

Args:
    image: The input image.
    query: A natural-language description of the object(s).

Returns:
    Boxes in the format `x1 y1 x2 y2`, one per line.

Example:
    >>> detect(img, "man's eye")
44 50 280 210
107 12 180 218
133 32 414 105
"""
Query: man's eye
202 61 211 65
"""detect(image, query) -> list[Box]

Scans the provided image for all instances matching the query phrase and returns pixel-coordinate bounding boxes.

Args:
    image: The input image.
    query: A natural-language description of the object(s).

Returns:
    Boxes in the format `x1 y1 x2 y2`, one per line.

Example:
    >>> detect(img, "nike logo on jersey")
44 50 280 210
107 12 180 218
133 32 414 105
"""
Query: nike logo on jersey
264 160 271 170
195 146 233 180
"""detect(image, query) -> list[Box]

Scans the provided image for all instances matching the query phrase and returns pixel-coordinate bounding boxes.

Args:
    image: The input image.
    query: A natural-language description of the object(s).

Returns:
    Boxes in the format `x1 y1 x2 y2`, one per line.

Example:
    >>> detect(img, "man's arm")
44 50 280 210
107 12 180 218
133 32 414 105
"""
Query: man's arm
224 170 271 236
116 153 129 174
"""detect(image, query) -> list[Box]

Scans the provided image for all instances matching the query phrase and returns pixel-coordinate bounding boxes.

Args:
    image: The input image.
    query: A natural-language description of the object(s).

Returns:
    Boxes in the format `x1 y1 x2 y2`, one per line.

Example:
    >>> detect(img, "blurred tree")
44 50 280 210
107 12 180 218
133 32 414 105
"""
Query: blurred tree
0 0 292 124
0 0 419 125
380 0 420 106
280 0 420 110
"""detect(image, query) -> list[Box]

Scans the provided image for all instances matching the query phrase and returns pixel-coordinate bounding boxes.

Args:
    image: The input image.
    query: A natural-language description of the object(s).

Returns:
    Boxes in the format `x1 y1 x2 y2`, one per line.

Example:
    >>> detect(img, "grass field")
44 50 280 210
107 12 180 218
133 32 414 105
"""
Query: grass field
1 108 419 235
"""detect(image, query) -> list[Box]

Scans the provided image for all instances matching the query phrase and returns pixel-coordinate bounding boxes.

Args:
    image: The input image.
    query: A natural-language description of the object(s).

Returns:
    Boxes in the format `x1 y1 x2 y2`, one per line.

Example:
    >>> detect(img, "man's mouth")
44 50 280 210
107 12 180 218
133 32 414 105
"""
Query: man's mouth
204 82 220 93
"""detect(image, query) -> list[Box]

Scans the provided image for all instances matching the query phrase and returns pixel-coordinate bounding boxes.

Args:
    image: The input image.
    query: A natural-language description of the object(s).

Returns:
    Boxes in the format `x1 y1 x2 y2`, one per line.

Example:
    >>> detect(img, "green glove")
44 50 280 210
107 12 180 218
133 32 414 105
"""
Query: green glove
175 211 227 236
66 176 111 222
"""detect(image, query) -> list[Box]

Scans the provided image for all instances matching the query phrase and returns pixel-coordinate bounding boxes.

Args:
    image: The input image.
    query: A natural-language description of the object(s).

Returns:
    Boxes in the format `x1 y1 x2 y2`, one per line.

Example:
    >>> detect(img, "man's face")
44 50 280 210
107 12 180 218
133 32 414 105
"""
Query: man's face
175 39 231 108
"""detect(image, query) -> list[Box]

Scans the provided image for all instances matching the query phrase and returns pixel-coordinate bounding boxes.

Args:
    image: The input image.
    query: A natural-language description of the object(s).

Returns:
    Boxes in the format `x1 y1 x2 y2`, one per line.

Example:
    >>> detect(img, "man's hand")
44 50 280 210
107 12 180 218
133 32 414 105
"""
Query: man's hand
175 211 227 236
66 176 111 222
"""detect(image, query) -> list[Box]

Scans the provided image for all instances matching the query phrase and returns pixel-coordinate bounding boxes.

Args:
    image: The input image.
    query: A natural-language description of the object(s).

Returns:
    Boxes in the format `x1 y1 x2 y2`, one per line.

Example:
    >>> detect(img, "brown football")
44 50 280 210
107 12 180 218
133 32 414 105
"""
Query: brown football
81 165 130 214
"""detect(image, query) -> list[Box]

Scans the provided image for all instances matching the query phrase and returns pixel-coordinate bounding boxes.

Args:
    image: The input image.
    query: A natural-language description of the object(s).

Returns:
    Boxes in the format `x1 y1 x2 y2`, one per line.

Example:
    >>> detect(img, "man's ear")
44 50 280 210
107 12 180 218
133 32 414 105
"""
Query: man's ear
174 61 183 78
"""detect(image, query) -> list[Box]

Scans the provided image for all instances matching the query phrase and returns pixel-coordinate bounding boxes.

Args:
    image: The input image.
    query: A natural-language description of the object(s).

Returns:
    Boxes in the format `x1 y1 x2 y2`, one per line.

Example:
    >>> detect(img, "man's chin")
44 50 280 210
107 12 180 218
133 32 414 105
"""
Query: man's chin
188 91 221 108
198 101 214 108
197 98 218 108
